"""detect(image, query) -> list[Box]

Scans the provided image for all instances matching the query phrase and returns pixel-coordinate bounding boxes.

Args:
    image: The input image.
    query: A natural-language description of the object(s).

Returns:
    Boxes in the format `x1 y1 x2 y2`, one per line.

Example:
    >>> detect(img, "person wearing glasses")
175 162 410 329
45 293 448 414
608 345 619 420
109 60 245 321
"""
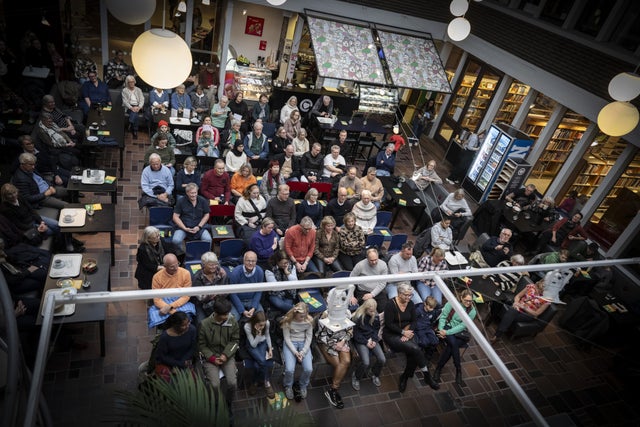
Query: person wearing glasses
433 289 477 386
382 282 440 393
284 216 319 274
479 228 513 267
228 251 265 321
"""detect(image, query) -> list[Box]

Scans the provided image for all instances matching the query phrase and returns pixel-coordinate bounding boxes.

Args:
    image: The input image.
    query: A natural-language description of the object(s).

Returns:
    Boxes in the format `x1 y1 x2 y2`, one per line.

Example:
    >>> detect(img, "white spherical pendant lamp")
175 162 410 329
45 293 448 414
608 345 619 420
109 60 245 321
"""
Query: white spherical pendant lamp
597 101 640 137
450 0 469 17
132 29 192 89
608 72 640 102
106 0 156 25
448 17 471 41
267 0 287 5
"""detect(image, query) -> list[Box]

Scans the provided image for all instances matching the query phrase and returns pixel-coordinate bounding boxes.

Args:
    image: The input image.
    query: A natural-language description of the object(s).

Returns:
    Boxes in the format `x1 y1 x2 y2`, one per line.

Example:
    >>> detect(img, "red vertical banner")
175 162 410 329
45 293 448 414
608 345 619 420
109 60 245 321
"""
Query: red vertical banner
259 40 267 51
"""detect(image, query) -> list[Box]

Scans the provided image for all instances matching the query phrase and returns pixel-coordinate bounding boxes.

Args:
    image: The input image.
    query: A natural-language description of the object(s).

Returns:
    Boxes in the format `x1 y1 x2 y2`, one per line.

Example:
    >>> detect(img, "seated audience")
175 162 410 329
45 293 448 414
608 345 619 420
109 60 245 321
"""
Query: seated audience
556 190 578 218
351 299 385 390
197 128 219 158
433 189 472 237
12 152 69 210
292 127 309 157
36 113 81 170
430 216 453 251
322 145 346 180
434 289 476 386
280 96 299 125
14 135 70 186
151 120 178 151
388 242 422 304
269 127 288 159
175 156 201 198
210 96 231 134
300 142 324 183
265 250 298 312
195 116 220 146
80 70 111 116
144 133 175 174
228 251 264 321
171 183 211 247
150 87 170 115
490 280 550 343
504 184 537 210
243 311 275 398
170 84 192 117
243 121 269 160
235 184 266 241
413 296 441 365
0 183 59 242
326 187 354 229
417 248 448 305
338 166 363 201
274 144 301 181
375 144 395 177
283 110 302 142
411 159 442 191
192 252 228 322
252 93 271 124
475 228 513 267
338 212 366 270
349 248 388 312
281 302 314 400
249 217 279 269
383 282 439 392
361 167 384 209
535 212 586 254
284 216 318 274
148 254 195 328
317 309 353 410
296 188 323 226
529 196 558 224
230 164 257 205
228 92 250 134
313 215 343 275
190 84 210 121
0 235 49 297
139 153 174 208
260 160 285 202
134 226 179 290
154 312 197 381
198 299 240 405
220 119 242 153
105 50 129 88
41 94 83 141
121 75 144 139
489 254 528 293
200 159 231 204
265 184 296 236
224 141 247 173
351 189 377 235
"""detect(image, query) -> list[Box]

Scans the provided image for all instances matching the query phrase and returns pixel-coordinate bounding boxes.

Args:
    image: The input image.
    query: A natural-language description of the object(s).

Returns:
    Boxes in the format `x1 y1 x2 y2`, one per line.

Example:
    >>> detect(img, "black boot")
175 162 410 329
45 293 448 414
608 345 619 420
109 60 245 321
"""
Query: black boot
398 373 408 393
455 368 463 386
132 129 138 139
433 366 442 383
424 371 440 390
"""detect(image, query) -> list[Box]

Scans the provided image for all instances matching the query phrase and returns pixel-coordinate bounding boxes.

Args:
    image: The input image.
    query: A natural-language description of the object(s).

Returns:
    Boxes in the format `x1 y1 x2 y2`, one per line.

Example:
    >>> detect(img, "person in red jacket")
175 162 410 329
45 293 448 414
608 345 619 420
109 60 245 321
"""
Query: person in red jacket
200 159 231 204
284 216 318 274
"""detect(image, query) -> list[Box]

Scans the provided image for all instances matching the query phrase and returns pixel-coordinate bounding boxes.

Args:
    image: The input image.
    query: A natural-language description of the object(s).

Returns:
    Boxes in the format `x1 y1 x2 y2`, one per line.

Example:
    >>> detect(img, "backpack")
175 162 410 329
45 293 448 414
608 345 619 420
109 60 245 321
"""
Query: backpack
414 227 432 258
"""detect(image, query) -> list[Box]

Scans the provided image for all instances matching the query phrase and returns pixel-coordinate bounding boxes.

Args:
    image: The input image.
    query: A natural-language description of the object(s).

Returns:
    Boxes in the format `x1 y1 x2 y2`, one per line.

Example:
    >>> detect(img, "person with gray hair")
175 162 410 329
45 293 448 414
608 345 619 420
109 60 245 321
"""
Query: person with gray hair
220 118 242 154
350 247 389 313
105 49 129 88
41 94 83 140
121 75 144 138
36 113 82 170
12 152 70 210
285 216 319 274
139 153 174 208
361 166 384 209
375 143 396 176
172 182 211 247
192 251 229 321
489 253 529 293
171 83 192 117
134 226 179 290
211 95 231 132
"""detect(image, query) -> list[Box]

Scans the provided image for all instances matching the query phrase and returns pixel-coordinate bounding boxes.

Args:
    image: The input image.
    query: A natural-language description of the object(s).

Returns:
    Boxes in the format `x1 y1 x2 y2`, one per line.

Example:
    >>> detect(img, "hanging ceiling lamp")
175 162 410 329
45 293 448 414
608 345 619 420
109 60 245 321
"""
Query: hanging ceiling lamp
450 0 469 17
105 0 156 25
132 0 192 89
266 0 288 6
608 70 640 102
597 101 639 137
448 17 471 41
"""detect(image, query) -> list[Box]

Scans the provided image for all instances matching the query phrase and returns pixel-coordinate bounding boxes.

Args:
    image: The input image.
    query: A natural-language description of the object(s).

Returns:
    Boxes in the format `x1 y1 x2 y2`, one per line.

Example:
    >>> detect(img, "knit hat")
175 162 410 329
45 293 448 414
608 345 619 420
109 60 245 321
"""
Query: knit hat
158 120 169 128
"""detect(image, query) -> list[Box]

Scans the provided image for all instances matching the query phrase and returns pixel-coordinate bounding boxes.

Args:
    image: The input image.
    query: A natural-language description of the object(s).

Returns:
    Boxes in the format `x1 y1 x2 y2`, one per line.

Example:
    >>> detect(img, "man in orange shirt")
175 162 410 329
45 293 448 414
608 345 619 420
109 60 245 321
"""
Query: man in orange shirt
148 253 194 327
284 216 319 274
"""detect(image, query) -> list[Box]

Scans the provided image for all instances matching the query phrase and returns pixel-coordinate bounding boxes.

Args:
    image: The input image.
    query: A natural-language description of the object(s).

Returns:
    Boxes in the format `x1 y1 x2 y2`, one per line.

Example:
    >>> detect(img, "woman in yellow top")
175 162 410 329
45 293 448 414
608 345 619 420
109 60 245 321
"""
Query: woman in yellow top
230 163 256 204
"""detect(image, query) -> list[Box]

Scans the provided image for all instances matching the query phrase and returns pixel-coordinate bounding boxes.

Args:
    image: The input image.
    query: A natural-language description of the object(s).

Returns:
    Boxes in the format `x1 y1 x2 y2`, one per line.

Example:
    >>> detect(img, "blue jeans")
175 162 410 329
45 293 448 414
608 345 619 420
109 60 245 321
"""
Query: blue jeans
268 295 295 313
40 216 60 236
354 342 386 378
230 299 264 322
172 228 212 246
387 282 422 305
282 340 313 389
417 281 443 305
376 170 391 177
127 108 140 129
247 340 274 383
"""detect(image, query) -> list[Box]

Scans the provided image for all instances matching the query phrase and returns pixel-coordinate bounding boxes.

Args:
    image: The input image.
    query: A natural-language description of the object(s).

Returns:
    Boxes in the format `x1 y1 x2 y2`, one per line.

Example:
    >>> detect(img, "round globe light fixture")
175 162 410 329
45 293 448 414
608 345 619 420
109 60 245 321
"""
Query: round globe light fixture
608 72 640 102
266 0 287 5
597 101 639 137
132 29 193 89
450 0 469 17
105 0 156 25
448 17 471 41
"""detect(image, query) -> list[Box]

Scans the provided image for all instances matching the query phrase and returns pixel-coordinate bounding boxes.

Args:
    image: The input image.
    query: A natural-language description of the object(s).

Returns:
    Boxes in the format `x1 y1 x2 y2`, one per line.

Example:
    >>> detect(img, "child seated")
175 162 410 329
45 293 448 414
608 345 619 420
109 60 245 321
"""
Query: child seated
197 127 219 157
413 296 441 363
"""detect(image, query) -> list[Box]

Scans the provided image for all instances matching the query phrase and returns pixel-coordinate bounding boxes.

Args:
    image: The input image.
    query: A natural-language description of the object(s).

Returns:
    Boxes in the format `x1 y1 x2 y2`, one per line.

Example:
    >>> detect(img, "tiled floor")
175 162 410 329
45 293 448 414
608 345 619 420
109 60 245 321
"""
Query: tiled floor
36 130 639 426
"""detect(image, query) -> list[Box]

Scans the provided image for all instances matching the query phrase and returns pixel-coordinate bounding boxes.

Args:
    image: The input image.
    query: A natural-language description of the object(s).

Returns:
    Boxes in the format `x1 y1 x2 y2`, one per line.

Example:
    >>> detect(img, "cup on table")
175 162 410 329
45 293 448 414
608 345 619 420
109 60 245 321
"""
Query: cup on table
86 204 95 216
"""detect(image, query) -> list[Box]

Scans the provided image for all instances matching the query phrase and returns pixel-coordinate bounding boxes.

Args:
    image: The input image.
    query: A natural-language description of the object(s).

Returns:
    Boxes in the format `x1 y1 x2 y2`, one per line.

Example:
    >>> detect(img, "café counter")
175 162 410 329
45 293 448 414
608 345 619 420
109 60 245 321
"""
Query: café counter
270 86 360 119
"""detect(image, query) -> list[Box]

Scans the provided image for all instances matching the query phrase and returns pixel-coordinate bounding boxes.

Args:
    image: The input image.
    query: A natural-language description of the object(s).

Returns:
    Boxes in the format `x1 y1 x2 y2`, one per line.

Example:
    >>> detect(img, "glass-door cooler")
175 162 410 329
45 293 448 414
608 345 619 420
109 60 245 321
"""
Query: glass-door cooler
463 123 534 202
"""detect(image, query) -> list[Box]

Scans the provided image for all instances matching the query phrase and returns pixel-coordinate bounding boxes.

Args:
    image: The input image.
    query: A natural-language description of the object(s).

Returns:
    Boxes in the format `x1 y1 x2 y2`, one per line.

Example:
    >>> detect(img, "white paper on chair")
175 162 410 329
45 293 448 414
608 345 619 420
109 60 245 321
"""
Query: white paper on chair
316 116 333 125
232 113 242 122
445 251 468 266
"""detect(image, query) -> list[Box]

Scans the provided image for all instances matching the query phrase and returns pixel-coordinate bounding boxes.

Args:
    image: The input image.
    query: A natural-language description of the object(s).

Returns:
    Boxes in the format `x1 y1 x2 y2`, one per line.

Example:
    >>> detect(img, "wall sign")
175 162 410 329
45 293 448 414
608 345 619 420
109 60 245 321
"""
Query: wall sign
259 40 267 51
245 16 264 37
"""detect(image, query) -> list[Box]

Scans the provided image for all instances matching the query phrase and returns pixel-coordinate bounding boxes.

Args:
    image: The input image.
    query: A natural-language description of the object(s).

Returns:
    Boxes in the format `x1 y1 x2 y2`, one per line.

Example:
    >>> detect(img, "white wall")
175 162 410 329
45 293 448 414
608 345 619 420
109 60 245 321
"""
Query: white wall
229 1 284 64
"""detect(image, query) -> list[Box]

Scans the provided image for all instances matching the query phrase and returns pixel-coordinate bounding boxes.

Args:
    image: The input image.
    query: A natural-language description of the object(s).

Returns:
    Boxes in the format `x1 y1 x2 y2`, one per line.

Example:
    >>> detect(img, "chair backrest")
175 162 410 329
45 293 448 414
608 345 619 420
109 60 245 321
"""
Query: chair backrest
310 182 332 200
286 181 310 193
197 156 220 173
365 233 385 249
453 218 473 244
209 204 236 220
184 260 202 280
528 251 554 265
149 206 174 225
262 122 276 139
331 270 351 278
219 238 245 259
184 240 212 261
388 233 408 252
414 227 433 258
376 211 392 228
470 232 490 252
174 154 190 172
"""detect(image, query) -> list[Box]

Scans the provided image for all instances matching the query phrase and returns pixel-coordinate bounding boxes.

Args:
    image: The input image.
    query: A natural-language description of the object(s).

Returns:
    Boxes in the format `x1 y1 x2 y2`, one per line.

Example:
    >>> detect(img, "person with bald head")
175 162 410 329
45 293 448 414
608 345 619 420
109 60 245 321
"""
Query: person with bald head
148 253 195 328
265 184 296 236
229 251 265 320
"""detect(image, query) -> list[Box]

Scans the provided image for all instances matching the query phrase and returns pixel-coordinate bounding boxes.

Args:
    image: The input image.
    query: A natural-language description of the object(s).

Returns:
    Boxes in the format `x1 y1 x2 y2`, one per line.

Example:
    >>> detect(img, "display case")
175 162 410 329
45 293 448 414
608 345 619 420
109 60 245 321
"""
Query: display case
235 66 273 102
357 85 398 115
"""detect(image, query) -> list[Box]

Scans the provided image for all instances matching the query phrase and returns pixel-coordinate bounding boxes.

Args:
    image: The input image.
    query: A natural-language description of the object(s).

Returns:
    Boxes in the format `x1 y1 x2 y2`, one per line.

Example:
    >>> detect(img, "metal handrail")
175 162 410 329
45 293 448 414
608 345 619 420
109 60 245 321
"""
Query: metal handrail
24 257 640 427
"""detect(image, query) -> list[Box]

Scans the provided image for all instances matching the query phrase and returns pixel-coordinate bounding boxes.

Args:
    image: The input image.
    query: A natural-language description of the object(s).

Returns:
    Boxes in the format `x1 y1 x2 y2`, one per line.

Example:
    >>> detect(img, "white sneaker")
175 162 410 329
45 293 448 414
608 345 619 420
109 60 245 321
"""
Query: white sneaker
372 375 381 387
446 178 455 185
351 372 360 391
300 387 308 399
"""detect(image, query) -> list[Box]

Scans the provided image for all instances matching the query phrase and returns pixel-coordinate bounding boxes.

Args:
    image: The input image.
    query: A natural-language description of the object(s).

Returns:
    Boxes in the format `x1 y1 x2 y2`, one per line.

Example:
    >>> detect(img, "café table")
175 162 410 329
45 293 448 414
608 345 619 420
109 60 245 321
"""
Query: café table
58 203 116 266
379 176 425 230
85 106 125 178
500 200 550 235
66 167 118 204
37 251 110 356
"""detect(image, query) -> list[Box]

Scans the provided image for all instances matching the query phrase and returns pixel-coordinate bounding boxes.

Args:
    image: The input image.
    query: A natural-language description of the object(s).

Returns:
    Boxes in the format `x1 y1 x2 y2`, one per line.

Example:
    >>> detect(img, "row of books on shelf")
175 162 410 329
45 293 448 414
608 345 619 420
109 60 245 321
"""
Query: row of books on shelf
504 94 526 103
552 128 584 140
616 177 640 188
540 151 568 162
546 139 575 151
510 84 529 95
500 103 521 112
583 164 612 175
574 175 604 186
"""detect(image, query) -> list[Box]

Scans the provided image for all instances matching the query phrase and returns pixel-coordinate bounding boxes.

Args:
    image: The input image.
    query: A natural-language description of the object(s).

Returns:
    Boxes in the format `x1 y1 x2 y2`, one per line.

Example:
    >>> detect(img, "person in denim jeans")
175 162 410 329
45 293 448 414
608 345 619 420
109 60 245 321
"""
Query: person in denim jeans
281 302 314 400
416 247 448 305
351 299 386 391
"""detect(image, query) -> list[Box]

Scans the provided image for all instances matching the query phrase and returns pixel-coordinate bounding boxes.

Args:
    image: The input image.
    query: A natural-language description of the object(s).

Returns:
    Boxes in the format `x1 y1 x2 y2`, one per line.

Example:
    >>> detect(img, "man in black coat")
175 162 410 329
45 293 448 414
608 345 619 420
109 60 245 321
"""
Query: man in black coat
11 152 69 210
274 143 301 181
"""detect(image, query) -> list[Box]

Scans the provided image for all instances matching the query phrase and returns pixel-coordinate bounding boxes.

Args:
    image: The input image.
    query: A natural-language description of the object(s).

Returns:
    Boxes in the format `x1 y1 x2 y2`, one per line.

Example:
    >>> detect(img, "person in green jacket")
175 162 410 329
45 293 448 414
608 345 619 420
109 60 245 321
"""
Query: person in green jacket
198 299 240 404
433 289 477 386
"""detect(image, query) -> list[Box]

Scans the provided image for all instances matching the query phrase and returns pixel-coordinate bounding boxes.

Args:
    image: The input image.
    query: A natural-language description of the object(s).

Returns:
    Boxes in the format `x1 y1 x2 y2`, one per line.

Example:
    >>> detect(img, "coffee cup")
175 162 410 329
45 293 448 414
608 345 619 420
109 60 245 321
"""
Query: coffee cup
64 215 73 223
53 259 64 268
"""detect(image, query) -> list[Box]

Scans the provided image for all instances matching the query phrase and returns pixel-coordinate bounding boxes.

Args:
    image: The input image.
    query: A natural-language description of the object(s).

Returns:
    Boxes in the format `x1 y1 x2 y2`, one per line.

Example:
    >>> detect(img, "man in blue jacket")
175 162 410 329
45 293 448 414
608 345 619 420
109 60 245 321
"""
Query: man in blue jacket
228 251 265 321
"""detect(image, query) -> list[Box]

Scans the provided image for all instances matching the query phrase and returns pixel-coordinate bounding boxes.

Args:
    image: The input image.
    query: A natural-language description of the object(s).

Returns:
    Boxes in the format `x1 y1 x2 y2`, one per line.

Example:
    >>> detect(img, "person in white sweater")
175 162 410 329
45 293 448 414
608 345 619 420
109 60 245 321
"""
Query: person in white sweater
243 311 275 398
225 139 248 173
387 242 422 304
431 216 453 251
351 189 377 234
281 302 314 400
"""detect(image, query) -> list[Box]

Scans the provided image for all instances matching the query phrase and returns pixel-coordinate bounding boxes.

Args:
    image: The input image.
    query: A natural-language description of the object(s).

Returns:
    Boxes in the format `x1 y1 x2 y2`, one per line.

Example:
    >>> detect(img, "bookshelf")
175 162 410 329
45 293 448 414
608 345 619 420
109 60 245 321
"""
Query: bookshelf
461 76 499 131
496 82 530 124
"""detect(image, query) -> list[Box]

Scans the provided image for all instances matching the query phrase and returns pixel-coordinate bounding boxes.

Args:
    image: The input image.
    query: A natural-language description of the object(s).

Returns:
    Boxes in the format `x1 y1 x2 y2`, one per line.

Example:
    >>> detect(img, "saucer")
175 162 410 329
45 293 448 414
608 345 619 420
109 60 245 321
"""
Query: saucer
413 198 421 204
87 136 98 142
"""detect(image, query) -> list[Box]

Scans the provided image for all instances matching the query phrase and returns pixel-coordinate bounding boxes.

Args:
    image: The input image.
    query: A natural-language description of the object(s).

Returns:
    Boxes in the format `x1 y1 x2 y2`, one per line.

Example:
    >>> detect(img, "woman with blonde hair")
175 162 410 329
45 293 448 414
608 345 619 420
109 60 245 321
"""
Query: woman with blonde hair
230 163 257 204
351 298 385 390
235 183 266 241
281 302 314 400
313 215 343 275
